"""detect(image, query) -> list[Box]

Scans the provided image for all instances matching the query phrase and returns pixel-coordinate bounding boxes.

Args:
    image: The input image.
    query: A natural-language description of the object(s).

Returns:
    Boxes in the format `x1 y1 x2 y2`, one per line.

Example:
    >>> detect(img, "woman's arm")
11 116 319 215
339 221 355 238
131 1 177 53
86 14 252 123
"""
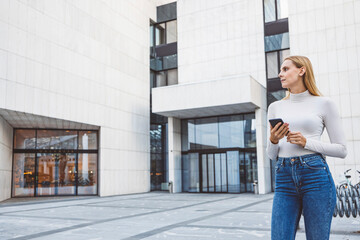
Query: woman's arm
303 98 347 158
266 103 280 161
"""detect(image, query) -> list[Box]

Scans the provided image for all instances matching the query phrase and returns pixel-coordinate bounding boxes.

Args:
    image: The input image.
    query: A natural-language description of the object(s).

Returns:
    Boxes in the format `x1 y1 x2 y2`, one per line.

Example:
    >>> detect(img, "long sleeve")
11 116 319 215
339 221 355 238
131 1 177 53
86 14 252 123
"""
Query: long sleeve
266 103 279 161
303 98 347 158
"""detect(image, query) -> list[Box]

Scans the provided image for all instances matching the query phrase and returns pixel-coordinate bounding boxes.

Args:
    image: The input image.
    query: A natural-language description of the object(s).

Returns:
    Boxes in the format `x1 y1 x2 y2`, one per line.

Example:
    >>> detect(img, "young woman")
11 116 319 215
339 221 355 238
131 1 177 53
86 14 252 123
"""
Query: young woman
267 55 347 240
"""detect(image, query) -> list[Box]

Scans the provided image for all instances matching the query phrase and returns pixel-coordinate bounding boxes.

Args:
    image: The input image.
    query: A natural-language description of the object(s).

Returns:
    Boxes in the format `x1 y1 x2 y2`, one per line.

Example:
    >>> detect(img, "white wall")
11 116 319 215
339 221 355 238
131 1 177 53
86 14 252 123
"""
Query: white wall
288 0 360 181
0 115 13 202
0 0 158 197
177 0 266 87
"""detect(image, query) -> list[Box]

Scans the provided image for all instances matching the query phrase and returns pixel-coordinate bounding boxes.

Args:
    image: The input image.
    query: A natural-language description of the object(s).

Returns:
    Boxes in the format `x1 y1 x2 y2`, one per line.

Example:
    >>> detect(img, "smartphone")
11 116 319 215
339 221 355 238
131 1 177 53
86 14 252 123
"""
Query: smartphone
269 118 284 128
269 118 289 135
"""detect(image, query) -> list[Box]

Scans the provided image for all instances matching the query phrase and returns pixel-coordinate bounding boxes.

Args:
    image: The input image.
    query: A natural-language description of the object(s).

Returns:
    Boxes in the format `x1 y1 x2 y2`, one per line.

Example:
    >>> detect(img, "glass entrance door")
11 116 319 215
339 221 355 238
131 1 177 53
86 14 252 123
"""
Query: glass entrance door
36 153 77 196
200 153 227 193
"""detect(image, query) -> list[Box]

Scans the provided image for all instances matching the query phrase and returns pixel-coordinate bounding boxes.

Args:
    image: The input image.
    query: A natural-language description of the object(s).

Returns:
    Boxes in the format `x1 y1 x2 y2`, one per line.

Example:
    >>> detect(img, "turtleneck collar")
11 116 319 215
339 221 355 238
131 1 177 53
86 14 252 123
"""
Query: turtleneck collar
289 89 311 102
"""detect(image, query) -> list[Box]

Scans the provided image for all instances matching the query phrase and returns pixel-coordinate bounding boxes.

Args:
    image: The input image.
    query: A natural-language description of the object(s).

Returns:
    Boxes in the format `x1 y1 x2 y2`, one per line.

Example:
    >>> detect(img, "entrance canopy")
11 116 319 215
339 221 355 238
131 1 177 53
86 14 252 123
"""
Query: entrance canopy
151 75 266 119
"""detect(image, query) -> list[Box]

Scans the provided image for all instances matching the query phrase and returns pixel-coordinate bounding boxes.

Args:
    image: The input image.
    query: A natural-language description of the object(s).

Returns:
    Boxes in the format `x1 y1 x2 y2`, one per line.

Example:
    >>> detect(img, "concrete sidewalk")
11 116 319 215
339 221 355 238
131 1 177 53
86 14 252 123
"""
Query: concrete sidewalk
0 192 359 239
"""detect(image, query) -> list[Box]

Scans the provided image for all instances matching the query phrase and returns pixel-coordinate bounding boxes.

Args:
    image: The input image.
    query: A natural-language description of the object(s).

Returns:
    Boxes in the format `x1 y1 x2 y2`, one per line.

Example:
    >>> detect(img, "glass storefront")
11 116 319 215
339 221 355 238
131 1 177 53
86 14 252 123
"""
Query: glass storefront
181 113 257 193
12 129 98 197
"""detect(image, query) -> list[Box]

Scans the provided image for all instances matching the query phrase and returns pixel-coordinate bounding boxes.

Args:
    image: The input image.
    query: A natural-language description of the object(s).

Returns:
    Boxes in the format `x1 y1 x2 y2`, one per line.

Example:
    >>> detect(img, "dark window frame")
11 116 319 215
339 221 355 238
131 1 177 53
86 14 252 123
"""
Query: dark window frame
11 128 99 198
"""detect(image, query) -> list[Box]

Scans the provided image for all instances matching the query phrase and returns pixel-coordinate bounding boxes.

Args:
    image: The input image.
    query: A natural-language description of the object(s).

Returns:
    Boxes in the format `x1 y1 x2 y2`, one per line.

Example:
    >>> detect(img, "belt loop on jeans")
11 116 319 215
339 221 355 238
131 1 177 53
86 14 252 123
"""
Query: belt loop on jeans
299 155 304 165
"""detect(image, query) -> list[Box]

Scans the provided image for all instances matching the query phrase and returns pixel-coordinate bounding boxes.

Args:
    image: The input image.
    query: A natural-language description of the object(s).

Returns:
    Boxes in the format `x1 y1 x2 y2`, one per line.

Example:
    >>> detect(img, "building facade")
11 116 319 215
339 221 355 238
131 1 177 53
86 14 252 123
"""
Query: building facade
0 0 359 201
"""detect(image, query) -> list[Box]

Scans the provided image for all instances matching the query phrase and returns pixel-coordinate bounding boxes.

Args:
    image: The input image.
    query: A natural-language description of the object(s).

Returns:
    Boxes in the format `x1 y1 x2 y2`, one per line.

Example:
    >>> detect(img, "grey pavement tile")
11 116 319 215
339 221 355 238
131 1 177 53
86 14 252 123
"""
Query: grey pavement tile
0 215 90 239
0 192 359 240
4 205 156 221
191 211 271 229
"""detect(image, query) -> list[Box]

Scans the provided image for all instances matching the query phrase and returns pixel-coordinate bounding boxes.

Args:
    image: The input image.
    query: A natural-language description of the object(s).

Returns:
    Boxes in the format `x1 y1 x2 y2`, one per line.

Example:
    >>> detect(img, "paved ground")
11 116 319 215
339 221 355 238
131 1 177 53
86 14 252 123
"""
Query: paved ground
0 192 359 239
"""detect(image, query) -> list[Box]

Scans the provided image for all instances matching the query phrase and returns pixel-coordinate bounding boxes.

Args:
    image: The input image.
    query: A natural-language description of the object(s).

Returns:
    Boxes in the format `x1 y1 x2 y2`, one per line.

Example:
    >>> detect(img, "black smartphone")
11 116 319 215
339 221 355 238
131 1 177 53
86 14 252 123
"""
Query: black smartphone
269 118 289 135
269 118 284 128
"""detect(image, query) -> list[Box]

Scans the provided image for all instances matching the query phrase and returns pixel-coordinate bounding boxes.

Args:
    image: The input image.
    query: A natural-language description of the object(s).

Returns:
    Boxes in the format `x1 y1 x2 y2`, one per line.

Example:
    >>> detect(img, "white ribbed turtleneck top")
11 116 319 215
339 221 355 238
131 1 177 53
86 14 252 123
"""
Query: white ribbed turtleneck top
266 89 347 160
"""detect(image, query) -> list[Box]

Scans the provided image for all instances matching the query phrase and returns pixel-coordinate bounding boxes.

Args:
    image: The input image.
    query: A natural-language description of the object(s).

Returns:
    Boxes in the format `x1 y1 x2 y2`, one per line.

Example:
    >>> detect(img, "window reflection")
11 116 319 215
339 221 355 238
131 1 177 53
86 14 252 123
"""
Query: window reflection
219 115 244 148
14 130 36 149
78 154 97 195
166 20 177 43
37 153 76 196
195 117 218 150
12 129 98 197
266 51 279 79
37 130 77 149
277 0 289 20
78 131 97 150
264 32 290 52
264 0 276 23
13 153 35 197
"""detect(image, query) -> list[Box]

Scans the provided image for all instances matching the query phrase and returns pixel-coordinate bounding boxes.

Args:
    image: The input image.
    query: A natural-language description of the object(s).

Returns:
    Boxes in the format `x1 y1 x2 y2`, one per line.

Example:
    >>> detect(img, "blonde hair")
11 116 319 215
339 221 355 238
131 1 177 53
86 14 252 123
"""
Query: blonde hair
281 55 322 100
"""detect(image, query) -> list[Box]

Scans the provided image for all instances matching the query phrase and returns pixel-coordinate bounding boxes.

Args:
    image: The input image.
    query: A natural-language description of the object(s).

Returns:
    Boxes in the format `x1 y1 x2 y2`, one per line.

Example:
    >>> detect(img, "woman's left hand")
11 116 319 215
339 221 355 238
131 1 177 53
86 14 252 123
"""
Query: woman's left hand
287 131 307 148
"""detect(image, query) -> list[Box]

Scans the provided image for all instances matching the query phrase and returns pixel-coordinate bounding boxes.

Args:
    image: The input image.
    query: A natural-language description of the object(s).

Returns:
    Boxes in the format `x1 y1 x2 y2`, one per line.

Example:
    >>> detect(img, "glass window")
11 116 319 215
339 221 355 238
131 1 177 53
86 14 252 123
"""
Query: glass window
12 153 35 197
78 153 97 195
264 0 276 23
264 32 290 52
188 153 199 192
245 152 257 192
36 153 76 196
78 131 97 150
244 114 256 148
268 89 286 105
195 117 219 150
156 71 166 87
167 69 178 85
266 51 279 79
37 130 78 149
227 151 240 193
279 49 290 63
166 20 177 44
14 130 36 149
277 0 289 20
155 23 165 45
150 25 154 47
163 54 177 70
219 115 244 148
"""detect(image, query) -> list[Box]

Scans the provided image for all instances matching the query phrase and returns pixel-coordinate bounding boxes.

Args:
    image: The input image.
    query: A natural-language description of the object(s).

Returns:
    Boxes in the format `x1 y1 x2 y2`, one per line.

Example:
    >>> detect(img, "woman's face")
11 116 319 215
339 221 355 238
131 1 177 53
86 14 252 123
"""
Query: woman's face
278 59 304 89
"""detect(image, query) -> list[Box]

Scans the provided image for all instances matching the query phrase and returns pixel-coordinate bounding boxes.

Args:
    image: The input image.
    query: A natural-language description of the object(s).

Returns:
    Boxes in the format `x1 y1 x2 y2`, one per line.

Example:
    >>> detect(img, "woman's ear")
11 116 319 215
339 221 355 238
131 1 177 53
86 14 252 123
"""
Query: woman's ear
299 66 306 76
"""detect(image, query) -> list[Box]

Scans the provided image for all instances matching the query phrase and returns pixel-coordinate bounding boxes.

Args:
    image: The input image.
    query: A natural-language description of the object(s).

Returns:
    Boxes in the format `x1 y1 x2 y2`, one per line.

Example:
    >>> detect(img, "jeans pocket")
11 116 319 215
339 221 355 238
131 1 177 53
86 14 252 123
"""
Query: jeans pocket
275 161 283 173
303 158 326 170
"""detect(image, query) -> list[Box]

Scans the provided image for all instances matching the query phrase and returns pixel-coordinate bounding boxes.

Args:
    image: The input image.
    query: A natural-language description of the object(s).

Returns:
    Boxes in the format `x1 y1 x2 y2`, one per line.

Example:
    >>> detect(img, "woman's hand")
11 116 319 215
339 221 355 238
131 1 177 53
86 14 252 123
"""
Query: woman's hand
269 122 289 144
287 131 307 148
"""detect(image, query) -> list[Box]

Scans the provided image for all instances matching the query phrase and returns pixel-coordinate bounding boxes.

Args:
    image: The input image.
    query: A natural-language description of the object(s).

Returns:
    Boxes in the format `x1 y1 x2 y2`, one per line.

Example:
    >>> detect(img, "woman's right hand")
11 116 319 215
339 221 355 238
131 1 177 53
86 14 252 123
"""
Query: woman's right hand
269 122 289 144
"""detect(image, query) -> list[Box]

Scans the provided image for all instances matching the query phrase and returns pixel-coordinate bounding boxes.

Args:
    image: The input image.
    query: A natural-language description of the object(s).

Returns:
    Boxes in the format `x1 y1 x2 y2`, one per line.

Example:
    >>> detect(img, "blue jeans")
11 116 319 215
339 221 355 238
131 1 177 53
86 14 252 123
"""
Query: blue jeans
271 153 336 240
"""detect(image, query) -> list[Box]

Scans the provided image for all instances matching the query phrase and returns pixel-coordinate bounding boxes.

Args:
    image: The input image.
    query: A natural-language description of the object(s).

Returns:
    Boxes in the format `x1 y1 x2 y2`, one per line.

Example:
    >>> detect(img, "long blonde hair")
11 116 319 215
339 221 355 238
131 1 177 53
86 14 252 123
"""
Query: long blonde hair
282 55 322 100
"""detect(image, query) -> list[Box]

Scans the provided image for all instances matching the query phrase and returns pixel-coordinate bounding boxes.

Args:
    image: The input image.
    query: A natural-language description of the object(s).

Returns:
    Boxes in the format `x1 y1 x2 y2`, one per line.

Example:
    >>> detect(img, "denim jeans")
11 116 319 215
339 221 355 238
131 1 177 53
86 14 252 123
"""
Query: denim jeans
271 153 336 240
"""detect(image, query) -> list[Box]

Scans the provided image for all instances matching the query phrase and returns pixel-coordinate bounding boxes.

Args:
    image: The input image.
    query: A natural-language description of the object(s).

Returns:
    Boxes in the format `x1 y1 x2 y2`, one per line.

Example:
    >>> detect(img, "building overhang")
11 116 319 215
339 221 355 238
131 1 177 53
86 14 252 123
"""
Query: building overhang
152 75 266 119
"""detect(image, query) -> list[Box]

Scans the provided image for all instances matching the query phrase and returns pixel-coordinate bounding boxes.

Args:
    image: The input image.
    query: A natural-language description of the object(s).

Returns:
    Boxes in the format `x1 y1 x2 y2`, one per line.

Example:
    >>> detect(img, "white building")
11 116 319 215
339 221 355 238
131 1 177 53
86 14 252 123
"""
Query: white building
0 0 359 201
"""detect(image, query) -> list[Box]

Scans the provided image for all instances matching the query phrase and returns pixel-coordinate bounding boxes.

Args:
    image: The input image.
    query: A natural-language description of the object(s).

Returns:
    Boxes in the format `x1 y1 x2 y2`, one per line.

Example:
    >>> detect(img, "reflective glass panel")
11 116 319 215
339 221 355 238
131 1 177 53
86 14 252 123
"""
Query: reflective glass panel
37 130 77 149
155 23 165 45
219 115 244 148
167 69 178 85
78 153 97 195
227 151 240 193
244 114 256 148
36 153 76 196
266 51 279 79
78 131 97 150
189 153 199 192
265 32 290 52
14 130 36 149
166 20 177 43
156 71 166 87
264 0 276 22
12 153 35 197
195 117 218 150
277 0 289 19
